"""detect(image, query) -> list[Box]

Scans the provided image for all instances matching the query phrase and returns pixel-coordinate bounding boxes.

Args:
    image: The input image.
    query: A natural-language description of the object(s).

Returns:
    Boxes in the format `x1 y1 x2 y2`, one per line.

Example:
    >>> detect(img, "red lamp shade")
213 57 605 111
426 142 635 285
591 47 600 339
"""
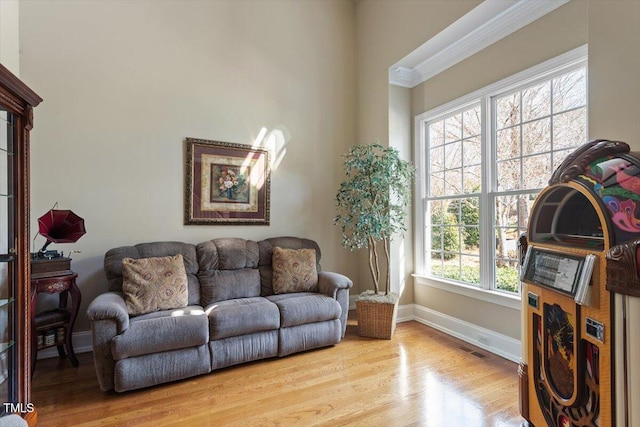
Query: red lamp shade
38 209 86 252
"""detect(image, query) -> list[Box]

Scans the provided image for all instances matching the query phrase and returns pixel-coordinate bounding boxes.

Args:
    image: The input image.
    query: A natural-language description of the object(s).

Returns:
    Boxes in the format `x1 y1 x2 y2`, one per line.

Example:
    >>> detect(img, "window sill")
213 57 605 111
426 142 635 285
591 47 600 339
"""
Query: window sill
413 274 522 310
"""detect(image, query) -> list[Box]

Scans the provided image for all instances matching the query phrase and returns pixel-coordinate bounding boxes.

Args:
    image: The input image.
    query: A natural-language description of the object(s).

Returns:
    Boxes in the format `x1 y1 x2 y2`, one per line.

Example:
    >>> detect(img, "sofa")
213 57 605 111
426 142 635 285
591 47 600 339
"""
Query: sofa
87 236 352 392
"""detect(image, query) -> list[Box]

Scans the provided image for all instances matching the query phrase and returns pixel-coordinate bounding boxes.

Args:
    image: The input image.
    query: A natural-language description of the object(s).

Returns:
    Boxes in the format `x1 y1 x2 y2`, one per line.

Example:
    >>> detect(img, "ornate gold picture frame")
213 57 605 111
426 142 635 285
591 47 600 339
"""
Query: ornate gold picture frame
184 138 270 225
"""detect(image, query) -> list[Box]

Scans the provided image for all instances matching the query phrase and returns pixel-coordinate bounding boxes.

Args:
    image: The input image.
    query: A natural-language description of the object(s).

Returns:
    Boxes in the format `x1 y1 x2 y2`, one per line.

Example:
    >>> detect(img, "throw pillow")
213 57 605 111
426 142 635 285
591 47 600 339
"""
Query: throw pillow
271 247 318 294
122 254 189 316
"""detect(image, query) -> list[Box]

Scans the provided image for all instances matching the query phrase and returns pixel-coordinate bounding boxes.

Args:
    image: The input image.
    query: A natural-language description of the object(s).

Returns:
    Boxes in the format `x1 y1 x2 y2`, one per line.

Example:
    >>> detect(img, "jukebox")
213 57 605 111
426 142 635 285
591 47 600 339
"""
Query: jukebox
520 140 640 427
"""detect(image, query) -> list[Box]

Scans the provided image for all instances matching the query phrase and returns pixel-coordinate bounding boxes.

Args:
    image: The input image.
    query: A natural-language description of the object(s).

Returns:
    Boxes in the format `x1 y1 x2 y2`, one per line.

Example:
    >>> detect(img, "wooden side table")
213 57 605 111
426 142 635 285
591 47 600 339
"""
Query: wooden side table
31 272 81 374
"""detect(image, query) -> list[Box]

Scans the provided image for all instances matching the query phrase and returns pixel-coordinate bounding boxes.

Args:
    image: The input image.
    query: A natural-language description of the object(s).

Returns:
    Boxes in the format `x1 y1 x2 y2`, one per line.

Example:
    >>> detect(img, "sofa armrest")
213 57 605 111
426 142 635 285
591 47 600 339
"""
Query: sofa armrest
318 272 352 338
318 271 353 298
87 291 130 333
86 291 130 391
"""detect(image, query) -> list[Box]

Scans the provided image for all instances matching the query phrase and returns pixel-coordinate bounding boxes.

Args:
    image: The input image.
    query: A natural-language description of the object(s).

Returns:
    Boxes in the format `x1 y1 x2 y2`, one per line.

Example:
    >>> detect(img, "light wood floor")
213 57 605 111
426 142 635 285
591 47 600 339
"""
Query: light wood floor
31 315 524 427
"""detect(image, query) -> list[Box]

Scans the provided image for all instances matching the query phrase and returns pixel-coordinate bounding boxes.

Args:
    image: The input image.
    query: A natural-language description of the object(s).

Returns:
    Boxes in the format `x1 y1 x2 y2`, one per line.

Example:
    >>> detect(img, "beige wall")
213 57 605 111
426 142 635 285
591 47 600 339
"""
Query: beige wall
588 0 640 148
355 0 480 297
0 0 19 74
20 0 357 332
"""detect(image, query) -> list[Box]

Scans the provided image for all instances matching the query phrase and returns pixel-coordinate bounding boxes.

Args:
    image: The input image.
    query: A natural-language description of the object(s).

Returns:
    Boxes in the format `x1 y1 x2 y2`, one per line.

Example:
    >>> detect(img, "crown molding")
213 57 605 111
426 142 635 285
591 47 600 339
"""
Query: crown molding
389 0 571 88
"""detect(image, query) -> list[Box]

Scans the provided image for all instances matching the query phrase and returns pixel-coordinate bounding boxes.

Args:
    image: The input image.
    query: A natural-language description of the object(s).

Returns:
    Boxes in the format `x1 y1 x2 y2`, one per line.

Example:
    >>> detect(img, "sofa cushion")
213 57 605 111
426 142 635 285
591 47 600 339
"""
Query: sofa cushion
206 297 280 340
266 293 341 328
272 247 319 294
104 241 200 306
111 305 208 360
197 238 259 271
199 268 261 305
258 237 322 296
122 254 189 316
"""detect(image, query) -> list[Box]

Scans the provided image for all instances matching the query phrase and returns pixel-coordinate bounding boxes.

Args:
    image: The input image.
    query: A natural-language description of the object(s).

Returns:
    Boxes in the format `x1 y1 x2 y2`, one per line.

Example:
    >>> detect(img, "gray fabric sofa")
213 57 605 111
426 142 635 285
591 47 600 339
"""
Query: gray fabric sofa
87 236 352 392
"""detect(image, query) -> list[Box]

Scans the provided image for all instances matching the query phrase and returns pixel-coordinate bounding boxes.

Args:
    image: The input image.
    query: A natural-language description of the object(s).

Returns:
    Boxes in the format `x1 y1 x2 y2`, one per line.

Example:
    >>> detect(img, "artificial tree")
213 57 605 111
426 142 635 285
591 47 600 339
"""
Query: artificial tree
334 142 414 298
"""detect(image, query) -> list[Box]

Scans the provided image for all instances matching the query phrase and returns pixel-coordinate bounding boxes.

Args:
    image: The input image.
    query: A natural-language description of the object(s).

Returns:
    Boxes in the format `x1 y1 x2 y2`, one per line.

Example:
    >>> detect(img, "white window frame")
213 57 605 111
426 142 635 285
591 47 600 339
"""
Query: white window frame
413 45 588 309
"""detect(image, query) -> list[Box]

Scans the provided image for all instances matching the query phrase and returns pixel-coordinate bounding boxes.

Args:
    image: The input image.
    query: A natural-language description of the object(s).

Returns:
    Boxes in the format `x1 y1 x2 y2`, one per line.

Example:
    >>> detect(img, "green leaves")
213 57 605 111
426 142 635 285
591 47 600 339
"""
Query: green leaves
334 142 415 294
334 142 415 251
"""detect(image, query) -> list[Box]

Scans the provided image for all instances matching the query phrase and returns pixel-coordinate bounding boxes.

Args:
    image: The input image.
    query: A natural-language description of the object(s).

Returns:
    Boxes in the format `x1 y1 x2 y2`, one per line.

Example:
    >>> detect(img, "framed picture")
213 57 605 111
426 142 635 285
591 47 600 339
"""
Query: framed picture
185 138 271 225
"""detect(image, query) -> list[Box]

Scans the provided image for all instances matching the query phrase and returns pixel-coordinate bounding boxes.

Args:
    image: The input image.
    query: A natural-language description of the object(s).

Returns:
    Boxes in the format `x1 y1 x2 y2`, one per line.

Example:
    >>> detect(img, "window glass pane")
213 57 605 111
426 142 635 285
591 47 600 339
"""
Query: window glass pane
495 260 520 293
518 194 536 229
429 200 443 224
553 68 586 113
522 82 551 122
497 159 521 191
429 252 446 279
460 255 481 285
429 145 444 173
553 108 587 150
463 136 481 166
459 197 479 243
522 154 551 190
429 121 445 147
496 93 520 130
442 264 461 281
445 114 463 143
497 127 520 160
553 149 574 171
522 118 551 156
429 172 444 197
495 227 519 263
444 168 462 195
444 141 462 169
430 227 443 251
495 195 519 229
463 107 481 138
463 165 481 194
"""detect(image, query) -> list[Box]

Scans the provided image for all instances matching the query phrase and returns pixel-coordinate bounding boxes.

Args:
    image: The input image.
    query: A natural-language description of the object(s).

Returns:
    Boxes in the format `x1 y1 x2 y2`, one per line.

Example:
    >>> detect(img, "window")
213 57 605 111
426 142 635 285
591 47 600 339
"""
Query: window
415 47 587 298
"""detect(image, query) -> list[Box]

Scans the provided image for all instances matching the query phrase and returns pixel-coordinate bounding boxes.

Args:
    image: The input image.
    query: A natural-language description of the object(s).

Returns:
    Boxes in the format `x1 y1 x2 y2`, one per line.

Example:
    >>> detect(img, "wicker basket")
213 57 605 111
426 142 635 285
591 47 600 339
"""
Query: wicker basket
356 298 398 339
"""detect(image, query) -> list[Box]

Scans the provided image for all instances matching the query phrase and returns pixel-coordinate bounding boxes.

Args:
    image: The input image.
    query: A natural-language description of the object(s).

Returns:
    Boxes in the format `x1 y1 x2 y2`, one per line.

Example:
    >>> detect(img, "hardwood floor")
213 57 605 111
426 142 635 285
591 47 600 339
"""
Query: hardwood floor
31 315 524 427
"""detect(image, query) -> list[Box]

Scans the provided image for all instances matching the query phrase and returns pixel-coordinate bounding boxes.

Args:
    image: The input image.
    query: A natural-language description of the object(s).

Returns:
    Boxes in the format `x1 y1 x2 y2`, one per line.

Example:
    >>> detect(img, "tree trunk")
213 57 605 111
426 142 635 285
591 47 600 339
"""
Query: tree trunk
383 236 391 295
368 236 380 294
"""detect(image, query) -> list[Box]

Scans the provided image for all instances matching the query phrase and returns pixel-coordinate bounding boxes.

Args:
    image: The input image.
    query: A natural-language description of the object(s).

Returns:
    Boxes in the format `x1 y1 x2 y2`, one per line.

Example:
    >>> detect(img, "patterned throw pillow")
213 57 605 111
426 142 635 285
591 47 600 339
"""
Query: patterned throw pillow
122 254 189 316
271 247 318 294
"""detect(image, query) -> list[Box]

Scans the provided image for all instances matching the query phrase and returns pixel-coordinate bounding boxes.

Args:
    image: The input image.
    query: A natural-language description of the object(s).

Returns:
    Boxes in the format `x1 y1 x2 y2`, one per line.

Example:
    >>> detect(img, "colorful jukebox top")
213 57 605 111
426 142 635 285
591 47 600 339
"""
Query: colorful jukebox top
527 139 640 297
521 139 640 427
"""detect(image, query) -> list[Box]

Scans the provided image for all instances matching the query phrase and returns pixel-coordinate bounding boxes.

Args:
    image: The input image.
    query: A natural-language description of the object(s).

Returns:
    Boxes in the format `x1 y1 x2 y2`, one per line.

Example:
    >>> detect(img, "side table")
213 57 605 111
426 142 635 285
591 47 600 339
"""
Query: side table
31 272 81 374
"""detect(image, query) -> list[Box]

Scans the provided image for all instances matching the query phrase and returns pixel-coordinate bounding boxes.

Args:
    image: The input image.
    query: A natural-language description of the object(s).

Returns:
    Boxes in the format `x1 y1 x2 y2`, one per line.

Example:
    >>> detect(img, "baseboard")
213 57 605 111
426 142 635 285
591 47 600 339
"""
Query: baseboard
411 304 521 363
350 294 521 362
36 330 93 360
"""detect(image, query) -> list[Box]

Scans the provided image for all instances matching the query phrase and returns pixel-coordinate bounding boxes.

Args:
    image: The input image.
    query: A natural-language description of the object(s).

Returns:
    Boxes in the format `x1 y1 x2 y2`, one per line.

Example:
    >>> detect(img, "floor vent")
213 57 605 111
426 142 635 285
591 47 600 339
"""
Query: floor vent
460 346 487 359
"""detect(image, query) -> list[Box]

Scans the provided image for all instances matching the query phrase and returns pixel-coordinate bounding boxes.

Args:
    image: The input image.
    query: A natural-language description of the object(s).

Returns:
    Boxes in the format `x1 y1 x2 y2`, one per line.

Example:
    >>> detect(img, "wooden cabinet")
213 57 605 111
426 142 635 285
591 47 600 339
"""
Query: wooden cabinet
31 272 81 372
0 63 42 425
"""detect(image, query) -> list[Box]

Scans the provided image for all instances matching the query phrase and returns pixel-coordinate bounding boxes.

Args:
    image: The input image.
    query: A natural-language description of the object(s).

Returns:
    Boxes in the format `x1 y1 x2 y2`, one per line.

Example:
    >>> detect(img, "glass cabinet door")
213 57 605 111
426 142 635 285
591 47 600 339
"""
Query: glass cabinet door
0 107 16 415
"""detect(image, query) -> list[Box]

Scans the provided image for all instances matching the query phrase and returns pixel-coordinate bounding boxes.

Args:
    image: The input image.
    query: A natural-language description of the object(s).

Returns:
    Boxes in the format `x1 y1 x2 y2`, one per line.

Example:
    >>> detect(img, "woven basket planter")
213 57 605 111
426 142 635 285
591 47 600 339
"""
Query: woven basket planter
356 292 399 339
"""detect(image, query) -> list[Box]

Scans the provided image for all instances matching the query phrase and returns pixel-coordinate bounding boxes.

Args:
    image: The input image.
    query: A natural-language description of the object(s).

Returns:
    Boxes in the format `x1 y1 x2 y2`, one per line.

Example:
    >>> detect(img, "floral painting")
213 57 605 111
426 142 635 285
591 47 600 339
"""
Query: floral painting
185 138 270 225
211 165 249 203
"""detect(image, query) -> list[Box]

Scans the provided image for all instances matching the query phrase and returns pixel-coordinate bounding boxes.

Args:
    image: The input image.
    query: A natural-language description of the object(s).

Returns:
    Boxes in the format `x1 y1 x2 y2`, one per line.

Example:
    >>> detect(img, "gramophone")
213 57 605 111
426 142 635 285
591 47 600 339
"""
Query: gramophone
31 207 86 278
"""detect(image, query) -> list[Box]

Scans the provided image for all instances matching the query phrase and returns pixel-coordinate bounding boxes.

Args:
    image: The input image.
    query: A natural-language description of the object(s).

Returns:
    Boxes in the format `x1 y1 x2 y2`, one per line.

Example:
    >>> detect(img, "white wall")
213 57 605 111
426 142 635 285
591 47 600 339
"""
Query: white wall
20 0 358 331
